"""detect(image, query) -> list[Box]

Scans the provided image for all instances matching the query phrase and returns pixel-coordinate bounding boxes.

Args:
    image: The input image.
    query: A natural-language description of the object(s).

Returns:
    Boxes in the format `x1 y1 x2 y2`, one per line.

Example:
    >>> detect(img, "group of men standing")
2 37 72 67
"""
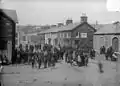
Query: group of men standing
64 48 95 67
14 44 97 68
14 44 65 69
100 46 117 61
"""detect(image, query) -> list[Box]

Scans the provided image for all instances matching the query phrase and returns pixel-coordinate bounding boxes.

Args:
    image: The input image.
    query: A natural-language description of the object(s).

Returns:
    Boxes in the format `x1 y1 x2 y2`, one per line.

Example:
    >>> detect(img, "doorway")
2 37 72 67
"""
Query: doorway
112 37 119 52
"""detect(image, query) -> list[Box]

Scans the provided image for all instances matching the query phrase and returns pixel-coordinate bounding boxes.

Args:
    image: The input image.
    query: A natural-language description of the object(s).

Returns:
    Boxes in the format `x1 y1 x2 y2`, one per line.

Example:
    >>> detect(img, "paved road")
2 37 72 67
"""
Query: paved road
1 59 119 86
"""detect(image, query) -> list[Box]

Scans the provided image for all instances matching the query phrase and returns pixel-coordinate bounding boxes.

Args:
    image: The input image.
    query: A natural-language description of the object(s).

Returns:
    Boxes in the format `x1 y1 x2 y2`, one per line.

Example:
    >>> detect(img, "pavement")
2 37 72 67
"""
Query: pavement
1 59 120 86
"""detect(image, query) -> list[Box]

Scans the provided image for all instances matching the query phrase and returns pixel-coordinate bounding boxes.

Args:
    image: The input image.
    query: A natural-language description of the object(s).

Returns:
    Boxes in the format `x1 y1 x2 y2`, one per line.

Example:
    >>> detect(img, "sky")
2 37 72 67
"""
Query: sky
1 0 120 25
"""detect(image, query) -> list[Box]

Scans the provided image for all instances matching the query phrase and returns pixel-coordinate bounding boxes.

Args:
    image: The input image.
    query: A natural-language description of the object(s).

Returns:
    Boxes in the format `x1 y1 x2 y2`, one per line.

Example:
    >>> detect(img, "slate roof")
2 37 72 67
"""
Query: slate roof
39 22 80 34
1 9 18 23
91 24 104 30
94 22 120 34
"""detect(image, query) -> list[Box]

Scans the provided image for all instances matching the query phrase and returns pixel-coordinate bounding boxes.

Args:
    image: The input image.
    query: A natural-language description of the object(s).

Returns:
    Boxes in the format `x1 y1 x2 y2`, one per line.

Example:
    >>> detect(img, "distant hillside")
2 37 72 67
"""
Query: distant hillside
16 25 51 34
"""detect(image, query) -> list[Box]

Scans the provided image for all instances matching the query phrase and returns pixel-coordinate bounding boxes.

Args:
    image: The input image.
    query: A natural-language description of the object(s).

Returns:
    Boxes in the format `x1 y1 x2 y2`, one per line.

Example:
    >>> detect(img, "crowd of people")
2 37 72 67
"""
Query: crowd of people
13 44 96 69
65 48 95 67
100 46 118 61
0 43 117 70
14 44 65 69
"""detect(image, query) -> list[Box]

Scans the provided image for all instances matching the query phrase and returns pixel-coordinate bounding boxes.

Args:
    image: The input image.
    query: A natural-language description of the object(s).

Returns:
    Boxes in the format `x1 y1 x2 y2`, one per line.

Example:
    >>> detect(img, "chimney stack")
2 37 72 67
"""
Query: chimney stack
51 25 57 28
66 18 73 25
80 13 87 23
58 23 64 27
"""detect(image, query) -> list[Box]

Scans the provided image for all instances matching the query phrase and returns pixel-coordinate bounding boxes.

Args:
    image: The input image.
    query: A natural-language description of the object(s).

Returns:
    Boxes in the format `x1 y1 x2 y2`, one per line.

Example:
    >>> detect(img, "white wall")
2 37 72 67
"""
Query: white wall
51 33 57 45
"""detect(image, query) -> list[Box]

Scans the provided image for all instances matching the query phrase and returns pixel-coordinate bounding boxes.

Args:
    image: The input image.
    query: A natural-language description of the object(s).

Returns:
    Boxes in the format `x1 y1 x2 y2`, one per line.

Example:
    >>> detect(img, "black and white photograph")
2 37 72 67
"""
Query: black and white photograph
0 0 120 86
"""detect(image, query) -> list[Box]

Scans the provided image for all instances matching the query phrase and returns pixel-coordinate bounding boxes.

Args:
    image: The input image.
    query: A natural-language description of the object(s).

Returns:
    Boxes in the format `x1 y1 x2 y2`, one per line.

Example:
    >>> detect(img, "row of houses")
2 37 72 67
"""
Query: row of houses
16 14 96 52
37 14 96 51
16 14 120 54
25 15 120 53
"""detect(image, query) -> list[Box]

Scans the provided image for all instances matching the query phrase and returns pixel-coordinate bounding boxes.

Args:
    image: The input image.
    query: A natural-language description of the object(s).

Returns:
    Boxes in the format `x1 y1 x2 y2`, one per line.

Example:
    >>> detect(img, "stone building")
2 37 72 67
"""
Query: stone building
94 21 120 52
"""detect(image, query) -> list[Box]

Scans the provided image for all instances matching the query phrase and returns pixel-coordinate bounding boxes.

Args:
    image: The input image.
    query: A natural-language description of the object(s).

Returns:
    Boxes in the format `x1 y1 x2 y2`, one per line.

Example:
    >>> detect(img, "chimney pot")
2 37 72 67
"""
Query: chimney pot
66 19 73 25
80 13 88 23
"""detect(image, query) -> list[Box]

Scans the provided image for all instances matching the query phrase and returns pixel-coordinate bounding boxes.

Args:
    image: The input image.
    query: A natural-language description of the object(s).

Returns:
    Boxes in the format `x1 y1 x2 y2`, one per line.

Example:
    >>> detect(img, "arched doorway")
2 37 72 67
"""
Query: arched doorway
100 36 104 47
112 37 119 52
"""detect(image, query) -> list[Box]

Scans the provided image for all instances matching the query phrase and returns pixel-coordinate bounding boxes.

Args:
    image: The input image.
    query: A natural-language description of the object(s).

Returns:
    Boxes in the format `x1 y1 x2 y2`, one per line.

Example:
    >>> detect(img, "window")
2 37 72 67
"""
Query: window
66 33 69 38
64 33 67 38
75 40 79 45
81 33 87 38
16 33 18 38
61 33 63 38
59 33 61 38
76 32 79 38
68 32 71 38
23 36 26 41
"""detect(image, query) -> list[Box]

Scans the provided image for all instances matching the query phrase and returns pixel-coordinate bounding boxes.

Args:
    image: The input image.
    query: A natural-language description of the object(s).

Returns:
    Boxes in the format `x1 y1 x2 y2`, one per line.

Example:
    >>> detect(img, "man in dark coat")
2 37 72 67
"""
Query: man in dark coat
100 46 103 54
31 54 35 69
65 51 68 63
85 54 89 66
43 50 48 68
90 49 95 59
102 46 106 54
106 48 109 60
80 51 85 66
38 50 43 69
47 50 52 67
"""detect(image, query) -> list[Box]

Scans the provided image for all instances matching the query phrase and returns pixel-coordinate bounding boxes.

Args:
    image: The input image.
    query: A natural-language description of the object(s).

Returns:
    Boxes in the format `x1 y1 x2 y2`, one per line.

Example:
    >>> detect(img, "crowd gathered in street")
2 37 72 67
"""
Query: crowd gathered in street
12 44 97 69
0 43 118 73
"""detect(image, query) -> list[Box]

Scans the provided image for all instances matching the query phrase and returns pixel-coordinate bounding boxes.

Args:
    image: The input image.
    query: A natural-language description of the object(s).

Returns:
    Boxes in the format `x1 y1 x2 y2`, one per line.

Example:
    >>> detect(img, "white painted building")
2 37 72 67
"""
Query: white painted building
16 31 28 47
40 27 60 46
26 32 38 45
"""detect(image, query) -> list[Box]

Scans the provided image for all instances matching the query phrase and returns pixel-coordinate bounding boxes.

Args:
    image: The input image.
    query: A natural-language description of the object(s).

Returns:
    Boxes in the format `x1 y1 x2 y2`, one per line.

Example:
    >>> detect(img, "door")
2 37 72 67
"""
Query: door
100 36 104 47
112 37 119 52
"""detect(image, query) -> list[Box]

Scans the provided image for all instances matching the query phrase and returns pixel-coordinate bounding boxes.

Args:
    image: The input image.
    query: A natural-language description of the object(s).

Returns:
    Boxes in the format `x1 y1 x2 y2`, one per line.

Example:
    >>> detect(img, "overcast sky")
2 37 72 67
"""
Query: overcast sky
1 0 120 25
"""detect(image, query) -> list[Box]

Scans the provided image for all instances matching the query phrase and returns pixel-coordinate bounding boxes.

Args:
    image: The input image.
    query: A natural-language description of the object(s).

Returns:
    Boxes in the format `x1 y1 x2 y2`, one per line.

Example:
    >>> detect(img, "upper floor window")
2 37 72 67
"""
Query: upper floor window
81 33 87 38
76 32 80 38
68 32 71 38
66 33 69 38
61 33 63 38
64 33 67 38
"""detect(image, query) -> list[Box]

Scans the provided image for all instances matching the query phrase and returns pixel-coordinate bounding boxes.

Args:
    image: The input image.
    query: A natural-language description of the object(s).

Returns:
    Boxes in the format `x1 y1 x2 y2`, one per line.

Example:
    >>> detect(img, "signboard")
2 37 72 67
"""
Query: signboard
81 33 87 38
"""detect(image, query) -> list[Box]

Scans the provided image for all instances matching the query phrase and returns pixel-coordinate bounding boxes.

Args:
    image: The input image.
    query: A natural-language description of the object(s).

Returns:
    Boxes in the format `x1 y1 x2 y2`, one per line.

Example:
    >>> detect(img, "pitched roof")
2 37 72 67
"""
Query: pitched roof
1 9 18 23
91 24 104 30
39 22 80 34
94 22 120 34
59 23 80 32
